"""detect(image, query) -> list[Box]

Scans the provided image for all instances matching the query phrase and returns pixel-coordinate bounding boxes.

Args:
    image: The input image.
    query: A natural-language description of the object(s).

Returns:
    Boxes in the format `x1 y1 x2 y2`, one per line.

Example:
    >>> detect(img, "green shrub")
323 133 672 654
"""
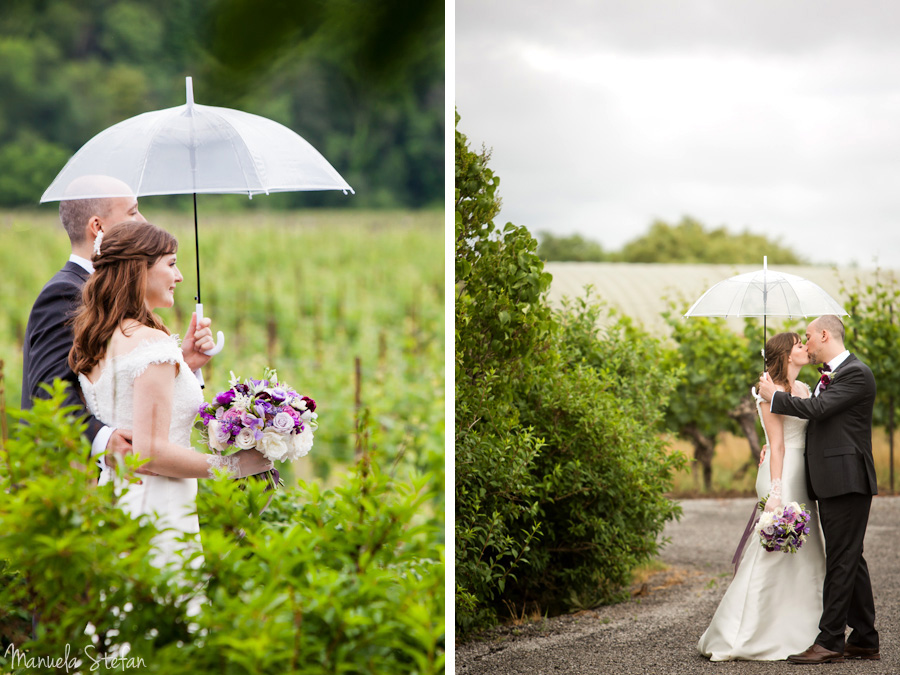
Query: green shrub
455 113 684 633
0 381 444 673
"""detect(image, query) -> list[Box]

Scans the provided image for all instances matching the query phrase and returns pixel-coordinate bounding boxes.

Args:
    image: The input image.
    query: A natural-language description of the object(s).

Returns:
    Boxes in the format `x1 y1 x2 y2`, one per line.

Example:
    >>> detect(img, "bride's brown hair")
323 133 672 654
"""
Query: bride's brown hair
764 331 801 391
69 221 178 375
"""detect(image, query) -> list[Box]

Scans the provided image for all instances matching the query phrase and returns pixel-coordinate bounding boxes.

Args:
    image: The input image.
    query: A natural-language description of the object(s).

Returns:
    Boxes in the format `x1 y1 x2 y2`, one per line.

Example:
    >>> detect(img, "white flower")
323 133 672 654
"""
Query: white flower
229 371 241 387
208 421 228 453
286 426 314 461
234 427 257 450
756 511 774 532
231 393 253 412
257 429 291 462
295 397 308 411
271 412 295 434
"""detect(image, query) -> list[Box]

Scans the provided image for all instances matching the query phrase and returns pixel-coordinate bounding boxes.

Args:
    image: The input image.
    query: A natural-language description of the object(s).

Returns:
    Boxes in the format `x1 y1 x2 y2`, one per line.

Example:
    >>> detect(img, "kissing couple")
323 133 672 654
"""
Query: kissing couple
698 315 879 664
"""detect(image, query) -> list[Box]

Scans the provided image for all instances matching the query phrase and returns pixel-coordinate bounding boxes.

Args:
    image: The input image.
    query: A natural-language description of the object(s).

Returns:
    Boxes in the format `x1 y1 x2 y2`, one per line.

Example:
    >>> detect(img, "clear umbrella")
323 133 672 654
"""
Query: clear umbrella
684 256 849 364
41 77 353 356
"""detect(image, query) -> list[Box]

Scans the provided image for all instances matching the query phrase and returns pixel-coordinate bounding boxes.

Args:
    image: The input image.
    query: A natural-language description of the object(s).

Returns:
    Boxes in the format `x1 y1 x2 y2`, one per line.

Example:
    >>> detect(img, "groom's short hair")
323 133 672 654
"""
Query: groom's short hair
816 315 845 343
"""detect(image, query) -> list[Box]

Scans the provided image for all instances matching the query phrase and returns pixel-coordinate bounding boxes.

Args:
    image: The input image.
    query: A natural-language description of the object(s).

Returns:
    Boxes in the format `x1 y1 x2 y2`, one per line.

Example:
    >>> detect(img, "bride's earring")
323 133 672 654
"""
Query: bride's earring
93 228 104 257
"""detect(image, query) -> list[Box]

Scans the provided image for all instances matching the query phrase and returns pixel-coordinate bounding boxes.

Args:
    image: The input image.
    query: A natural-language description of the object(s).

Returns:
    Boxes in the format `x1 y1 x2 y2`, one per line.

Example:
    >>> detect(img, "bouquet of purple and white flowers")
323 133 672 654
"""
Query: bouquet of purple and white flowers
195 368 317 487
754 499 812 554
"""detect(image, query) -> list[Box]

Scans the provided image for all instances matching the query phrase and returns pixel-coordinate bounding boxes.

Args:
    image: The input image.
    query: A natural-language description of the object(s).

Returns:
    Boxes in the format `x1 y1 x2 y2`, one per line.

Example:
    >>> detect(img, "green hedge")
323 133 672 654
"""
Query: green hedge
455 113 685 633
0 382 443 673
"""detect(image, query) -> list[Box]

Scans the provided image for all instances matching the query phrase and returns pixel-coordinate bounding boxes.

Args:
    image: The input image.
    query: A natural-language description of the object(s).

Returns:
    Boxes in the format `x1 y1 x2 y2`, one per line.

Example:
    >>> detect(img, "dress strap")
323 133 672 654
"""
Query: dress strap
751 386 770 448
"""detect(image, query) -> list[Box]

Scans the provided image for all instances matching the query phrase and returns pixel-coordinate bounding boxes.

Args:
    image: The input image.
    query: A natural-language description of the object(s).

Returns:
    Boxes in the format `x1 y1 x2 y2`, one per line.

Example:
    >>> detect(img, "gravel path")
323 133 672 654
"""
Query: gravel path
456 496 900 674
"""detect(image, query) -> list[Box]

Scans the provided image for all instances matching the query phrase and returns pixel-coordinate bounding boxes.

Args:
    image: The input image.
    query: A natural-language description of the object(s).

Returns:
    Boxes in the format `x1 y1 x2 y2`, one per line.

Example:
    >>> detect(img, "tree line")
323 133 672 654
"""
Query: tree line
538 218 807 264
0 0 442 209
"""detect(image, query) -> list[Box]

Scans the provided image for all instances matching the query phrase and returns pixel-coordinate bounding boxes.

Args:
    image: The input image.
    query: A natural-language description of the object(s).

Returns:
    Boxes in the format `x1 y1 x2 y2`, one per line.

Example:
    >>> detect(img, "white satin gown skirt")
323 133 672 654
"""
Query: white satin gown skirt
697 437 825 660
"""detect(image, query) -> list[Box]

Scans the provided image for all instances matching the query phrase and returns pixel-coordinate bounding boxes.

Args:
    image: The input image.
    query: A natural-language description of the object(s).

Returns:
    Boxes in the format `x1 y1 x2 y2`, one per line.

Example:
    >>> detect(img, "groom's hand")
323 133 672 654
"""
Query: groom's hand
182 312 215 371
757 372 777 402
105 429 157 478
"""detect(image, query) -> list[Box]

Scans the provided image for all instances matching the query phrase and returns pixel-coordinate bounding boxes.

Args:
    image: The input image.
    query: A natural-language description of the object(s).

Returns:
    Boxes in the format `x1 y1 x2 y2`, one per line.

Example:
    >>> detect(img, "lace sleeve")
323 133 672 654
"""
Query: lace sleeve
119 335 184 379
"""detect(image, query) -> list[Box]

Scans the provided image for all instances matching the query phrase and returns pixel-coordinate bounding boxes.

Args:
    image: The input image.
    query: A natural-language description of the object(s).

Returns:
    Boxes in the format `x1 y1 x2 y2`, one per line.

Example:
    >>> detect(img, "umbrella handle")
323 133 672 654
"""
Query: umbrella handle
196 303 225 356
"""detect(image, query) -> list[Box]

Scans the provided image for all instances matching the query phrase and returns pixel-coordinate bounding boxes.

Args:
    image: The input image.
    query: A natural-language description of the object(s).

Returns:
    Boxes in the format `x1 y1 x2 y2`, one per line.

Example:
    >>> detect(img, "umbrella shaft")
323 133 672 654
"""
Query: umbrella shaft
193 193 201 303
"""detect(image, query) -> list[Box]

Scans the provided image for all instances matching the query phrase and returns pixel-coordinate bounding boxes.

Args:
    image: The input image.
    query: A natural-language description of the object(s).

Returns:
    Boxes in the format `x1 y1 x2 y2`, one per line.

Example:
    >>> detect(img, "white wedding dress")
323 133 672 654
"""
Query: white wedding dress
697 389 826 661
79 335 204 569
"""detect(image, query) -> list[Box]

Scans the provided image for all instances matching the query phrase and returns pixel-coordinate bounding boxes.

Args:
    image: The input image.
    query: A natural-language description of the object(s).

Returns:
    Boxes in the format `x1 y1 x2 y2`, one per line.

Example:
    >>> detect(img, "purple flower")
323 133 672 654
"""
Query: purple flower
254 400 275 418
271 412 295 434
216 389 237 405
301 396 316 413
269 387 289 403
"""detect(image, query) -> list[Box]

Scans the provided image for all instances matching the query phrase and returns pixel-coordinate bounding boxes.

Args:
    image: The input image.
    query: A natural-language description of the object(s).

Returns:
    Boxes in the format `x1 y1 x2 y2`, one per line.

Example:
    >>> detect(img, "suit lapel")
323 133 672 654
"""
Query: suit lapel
831 353 857 377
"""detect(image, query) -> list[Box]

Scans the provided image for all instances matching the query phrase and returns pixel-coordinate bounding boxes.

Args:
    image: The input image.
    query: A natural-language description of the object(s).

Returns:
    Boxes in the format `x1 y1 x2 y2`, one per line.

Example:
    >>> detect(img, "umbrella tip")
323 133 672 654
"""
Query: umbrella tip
186 76 194 107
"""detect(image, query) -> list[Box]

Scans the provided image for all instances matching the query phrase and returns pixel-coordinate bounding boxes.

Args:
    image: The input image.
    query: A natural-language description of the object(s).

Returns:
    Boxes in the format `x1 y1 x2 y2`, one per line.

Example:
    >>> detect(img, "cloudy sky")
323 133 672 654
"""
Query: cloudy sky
456 0 900 268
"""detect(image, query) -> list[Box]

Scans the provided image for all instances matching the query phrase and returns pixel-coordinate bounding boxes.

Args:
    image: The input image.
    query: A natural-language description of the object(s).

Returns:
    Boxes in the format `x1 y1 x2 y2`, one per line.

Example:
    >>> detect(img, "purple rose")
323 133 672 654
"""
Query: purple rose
223 409 243 424
271 412 295 434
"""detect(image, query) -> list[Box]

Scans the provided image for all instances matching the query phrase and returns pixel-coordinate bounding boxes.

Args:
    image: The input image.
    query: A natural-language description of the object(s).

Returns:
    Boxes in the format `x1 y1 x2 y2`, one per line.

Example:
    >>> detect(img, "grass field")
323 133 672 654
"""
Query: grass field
1 208 444 487
668 428 900 497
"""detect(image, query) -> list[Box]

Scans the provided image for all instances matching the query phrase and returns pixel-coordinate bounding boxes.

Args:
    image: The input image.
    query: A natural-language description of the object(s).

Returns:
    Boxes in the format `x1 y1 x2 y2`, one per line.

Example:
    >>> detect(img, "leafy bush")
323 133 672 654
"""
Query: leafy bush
0 381 443 673
509 301 684 612
455 113 684 633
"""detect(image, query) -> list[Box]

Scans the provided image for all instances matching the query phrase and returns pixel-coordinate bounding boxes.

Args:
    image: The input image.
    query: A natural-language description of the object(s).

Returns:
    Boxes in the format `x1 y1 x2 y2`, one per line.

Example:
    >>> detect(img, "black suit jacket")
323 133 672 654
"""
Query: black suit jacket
21 261 103 444
770 353 877 500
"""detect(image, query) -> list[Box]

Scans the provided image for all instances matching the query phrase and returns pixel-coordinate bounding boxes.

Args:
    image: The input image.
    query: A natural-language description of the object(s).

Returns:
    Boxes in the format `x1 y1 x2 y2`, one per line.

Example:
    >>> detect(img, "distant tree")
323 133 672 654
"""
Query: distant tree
537 231 608 262
842 270 900 493
0 0 443 209
662 307 756 491
616 216 807 264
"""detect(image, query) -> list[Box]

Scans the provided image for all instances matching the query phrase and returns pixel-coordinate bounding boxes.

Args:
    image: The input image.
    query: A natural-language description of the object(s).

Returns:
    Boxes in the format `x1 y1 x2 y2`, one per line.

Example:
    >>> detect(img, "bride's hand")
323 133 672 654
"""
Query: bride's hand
758 444 768 466
234 448 274 478
205 449 273 479
764 477 783 512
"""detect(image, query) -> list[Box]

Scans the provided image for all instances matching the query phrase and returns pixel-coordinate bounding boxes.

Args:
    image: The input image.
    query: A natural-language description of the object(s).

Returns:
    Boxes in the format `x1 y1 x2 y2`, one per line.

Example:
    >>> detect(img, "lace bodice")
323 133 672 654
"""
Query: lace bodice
79 335 203 447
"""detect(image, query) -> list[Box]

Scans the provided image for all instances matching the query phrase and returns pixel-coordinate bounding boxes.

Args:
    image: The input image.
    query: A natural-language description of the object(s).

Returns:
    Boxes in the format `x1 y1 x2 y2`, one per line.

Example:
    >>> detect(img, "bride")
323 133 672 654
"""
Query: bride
69 220 273 567
697 332 826 661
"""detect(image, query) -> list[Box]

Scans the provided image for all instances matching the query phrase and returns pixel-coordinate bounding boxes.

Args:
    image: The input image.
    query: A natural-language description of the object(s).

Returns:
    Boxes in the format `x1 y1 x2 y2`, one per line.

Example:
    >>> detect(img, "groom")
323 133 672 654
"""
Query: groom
757 314 879 664
22 175 214 468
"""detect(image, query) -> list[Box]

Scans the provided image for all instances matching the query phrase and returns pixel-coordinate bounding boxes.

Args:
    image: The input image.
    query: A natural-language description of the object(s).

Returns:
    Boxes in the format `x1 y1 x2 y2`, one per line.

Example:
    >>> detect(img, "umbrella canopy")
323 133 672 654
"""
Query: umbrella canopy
684 258 848 319
684 257 849 364
40 77 354 360
41 78 353 201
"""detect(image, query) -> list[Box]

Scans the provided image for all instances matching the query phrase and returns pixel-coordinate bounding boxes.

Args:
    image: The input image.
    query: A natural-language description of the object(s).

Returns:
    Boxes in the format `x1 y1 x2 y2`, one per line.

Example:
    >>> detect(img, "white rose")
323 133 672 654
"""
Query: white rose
286 426 314 461
756 512 774 532
235 427 257 450
257 429 290 462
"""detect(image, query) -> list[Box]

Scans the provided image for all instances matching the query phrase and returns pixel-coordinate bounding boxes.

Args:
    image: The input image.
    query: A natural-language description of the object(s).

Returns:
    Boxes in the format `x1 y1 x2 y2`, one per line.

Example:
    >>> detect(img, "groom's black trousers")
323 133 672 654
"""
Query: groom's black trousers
816 492 878 652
